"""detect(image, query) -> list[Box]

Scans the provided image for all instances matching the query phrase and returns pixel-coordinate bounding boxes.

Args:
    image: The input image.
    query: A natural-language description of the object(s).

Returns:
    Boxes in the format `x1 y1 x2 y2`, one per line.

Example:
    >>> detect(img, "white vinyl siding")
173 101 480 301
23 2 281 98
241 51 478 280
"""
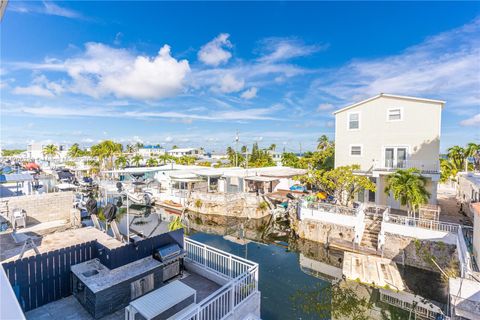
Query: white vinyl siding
348 112 360 130
350 145 362 156
387 108 402 121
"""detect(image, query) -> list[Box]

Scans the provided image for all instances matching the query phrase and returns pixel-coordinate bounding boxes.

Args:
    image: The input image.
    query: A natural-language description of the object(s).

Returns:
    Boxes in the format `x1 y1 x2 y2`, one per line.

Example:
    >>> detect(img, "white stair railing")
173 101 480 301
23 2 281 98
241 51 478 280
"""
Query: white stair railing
182 238 259 320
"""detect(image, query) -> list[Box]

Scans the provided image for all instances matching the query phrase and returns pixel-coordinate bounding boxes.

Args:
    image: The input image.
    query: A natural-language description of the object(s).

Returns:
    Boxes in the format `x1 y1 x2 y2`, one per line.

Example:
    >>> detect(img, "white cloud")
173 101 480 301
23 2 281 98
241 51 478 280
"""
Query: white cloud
198 33 233 66
308 18 480 113
13 85 55 97
257 38 326 63
241 87 258 99
216 74 244 93
9 1 83 19
316 103 334 111
43 2 82 19
460 114 480 127
164 136 173 142
23 43 191 100
12 75 64 97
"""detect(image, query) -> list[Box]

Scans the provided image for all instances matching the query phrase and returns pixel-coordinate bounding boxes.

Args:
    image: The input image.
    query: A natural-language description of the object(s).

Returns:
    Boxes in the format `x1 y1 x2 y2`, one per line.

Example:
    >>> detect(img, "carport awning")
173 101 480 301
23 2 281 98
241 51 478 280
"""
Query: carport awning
0 174 33 183
244 176 279 182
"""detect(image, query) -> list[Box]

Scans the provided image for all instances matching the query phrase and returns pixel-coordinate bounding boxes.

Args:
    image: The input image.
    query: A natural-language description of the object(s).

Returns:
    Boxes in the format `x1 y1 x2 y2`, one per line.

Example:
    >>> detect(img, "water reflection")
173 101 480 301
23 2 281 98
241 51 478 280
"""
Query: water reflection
84 205 447 320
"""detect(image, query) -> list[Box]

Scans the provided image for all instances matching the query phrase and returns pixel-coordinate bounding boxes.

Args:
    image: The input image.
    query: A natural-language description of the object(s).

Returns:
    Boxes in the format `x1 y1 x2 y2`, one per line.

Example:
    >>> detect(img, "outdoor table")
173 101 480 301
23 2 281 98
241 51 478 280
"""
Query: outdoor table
125 280 196 320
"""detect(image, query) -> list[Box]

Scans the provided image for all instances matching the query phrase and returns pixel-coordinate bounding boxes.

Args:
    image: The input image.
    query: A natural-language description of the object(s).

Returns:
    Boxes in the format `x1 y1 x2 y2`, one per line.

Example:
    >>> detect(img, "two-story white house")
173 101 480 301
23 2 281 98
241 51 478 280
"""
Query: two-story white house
167 147 203 158
333 93 443 209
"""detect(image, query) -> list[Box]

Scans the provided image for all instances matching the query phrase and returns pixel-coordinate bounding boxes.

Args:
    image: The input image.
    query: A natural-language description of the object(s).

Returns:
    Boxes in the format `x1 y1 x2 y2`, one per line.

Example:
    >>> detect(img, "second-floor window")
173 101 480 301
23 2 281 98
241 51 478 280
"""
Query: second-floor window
350 145 362 156
348 112 360 130
387 108 402 121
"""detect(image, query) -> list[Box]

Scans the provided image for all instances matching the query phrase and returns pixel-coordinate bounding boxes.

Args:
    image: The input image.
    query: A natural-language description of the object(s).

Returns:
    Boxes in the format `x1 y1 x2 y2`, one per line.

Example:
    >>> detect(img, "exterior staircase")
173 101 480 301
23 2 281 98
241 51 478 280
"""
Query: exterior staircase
360 214 382 250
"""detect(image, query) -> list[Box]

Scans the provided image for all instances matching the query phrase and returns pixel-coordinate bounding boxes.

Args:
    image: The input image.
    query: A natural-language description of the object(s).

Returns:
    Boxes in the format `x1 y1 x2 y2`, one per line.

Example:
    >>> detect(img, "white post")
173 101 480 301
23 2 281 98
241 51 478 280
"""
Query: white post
126 195 130 243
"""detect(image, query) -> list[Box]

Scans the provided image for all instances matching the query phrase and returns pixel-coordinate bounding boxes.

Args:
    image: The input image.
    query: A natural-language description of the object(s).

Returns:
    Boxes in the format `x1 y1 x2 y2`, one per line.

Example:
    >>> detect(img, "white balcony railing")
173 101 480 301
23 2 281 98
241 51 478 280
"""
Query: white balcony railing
385 213 459 233
182 238 259 320
373 160 439 173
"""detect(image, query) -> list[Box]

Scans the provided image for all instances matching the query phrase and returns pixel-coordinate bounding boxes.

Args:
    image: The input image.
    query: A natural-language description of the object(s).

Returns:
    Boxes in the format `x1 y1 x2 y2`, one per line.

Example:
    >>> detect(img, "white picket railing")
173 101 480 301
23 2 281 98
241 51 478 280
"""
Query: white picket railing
181 238 259 320
385 213 459 233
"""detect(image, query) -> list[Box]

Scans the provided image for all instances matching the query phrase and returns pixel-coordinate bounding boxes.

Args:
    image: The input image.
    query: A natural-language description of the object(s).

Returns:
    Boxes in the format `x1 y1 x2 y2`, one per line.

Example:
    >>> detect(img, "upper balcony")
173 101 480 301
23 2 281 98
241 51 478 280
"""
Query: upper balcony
373 159 440 174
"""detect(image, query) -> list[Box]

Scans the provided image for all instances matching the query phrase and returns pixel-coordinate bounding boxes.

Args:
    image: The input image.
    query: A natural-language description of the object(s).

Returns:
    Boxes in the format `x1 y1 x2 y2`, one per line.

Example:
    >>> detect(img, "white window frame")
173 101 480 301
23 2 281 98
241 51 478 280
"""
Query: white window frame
387 107 403 122
347 111 361 130
382 145 410 168
350 144 363 157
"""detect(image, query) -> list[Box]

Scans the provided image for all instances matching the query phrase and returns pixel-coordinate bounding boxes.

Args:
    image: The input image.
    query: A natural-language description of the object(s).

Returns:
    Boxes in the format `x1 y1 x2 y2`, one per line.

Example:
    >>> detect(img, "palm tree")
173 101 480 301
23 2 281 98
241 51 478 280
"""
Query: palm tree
447 146 465 172
168 216 184 231
146 158 158 167
90 140 123 170
67 143 83 159
158 154 174 165
125 144 136 154
42 144 59 162
384 168 430 218
465 143 480 171
269 144 277 151
132 154 143 167
317 135 330 150
115 155 128 169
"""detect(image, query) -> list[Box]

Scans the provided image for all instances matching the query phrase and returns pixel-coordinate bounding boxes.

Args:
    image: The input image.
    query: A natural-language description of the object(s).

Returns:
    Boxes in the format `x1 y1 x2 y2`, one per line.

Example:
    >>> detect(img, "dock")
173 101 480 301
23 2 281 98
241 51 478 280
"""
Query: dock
342 252 405 291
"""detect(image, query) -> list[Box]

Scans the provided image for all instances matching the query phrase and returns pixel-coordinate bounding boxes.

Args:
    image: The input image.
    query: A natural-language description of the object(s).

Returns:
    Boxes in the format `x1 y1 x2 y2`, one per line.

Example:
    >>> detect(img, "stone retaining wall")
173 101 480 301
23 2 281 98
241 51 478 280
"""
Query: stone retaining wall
294 218 355 244
186 192 270 219
1 192 74 224
383 232 458 272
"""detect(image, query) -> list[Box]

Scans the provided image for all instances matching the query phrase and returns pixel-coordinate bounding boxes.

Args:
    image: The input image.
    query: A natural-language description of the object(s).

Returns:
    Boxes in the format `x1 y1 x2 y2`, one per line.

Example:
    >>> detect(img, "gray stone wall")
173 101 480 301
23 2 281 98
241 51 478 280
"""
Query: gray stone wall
383 232 458 272
295 219 355 245
2 192 74 224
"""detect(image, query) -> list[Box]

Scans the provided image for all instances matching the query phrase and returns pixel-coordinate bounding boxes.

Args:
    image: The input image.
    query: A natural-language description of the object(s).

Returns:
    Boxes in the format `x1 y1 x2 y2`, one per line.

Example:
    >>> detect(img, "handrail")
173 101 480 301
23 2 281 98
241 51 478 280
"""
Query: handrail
181 238 259 320
385 213 459 233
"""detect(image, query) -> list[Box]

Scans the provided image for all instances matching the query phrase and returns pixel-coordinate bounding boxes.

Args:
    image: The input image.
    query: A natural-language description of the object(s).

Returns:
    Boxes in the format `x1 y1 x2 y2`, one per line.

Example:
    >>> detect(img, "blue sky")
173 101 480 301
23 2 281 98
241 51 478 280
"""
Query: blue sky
1 1 479 153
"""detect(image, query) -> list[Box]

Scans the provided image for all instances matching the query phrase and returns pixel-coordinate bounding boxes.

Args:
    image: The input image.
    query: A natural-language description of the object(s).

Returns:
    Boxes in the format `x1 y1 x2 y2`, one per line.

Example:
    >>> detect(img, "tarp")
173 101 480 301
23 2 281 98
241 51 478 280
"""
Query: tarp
0 173 33 183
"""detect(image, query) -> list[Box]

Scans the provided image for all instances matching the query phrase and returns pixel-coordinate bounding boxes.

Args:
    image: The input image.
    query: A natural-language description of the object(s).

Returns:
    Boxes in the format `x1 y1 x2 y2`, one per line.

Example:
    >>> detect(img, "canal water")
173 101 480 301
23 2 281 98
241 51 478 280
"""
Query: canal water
89 207 447 320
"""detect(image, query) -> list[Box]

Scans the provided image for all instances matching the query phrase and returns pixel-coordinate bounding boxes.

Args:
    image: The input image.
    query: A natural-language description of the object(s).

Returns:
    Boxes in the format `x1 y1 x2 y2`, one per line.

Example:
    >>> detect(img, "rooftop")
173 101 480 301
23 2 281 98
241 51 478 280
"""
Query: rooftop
333 93 445 115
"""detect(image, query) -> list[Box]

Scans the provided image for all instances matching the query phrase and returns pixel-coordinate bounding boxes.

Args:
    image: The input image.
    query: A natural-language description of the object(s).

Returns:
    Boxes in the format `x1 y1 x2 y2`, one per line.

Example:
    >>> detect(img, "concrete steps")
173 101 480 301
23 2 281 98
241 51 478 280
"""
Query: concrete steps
360 214 382 249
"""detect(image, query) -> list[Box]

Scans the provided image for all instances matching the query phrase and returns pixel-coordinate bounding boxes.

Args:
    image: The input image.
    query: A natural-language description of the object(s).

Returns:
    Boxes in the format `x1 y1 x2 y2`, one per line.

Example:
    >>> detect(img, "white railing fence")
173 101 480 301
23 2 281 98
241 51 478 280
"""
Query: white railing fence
385 213 459 233
373 160 439 172
182 238 259 320
379 291 442 320
456 226 473 278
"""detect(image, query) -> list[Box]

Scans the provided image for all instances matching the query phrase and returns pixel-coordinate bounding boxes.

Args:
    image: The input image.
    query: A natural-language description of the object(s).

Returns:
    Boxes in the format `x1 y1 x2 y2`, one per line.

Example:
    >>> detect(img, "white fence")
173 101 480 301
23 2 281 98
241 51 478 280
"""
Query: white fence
385 213 459 233
182 238 259 320
457 226 474 278
379 290 443 320
373 159 439 172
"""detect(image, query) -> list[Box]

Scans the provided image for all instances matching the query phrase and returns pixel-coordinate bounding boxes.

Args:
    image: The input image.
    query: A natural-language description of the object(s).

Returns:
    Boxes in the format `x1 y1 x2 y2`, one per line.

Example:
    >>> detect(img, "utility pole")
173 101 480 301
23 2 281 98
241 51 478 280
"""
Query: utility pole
299 142 302 155
235 131 239 167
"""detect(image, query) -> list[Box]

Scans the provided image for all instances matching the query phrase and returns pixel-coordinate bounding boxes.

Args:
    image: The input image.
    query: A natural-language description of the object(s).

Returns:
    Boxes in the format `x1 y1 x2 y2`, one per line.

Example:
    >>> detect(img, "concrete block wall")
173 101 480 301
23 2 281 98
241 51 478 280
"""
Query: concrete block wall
2 191 74 224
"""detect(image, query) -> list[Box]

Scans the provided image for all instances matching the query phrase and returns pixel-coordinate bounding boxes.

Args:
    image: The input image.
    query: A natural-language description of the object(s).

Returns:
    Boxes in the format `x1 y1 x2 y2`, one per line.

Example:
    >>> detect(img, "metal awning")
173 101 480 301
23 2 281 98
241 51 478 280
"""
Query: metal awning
244 176 279 182
0 174 33 183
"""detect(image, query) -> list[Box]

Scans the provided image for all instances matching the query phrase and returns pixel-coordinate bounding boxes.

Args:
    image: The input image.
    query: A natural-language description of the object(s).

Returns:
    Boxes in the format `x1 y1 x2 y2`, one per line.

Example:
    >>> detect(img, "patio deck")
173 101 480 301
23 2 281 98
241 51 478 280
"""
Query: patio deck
25 270 221 320
0 227 123 262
